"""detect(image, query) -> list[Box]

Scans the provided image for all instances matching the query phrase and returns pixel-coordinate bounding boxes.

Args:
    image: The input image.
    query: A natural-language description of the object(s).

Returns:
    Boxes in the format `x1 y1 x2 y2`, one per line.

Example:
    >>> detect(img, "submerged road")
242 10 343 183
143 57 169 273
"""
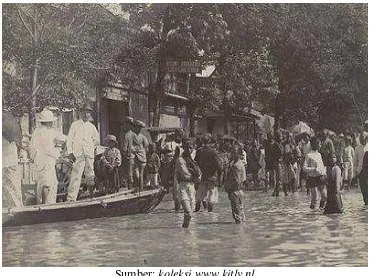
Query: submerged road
2 188 367 266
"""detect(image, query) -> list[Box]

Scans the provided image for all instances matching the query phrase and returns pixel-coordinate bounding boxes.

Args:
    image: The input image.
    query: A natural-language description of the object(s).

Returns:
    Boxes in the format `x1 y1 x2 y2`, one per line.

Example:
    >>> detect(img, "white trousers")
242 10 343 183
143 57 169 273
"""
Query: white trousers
2 165 23 208
67 155 94 201
145 173 159 187
34 162 58 204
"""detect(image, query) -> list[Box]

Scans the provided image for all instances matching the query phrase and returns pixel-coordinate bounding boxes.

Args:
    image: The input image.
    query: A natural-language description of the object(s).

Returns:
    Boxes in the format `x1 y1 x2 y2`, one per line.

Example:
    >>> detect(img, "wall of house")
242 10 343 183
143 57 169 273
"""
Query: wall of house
159 96 190 132
130 92 149 125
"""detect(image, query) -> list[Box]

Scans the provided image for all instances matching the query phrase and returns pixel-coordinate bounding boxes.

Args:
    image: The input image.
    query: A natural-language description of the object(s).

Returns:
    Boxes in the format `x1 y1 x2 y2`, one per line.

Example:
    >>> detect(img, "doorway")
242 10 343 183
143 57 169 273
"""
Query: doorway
100 99 128 144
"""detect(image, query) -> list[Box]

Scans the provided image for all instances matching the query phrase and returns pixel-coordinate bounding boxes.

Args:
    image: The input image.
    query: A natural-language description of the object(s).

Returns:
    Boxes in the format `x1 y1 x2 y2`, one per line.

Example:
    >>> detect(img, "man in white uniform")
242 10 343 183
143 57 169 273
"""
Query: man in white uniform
2 137 23 208
30 109 61 204
67 103 100 201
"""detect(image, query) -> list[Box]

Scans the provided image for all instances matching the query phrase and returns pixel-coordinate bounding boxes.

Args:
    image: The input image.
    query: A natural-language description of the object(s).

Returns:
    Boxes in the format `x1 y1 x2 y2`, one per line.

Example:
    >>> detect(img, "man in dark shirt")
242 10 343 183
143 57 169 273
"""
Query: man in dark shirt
194 133 223 212
320 129 335 168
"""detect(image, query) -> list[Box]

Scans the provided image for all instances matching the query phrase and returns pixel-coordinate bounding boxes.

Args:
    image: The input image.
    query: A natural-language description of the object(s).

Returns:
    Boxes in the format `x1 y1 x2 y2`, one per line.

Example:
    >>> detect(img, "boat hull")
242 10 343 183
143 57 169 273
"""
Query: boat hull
3 188 165 227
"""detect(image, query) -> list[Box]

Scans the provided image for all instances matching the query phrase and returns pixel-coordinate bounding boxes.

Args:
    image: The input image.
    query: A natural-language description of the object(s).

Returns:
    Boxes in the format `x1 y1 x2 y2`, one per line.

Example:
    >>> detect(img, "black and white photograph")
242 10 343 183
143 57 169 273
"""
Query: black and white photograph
1 1 368 268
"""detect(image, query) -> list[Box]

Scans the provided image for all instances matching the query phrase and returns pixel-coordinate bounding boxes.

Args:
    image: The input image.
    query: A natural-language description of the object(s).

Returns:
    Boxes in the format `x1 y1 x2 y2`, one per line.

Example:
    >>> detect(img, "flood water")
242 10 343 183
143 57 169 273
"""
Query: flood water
2 188 367 267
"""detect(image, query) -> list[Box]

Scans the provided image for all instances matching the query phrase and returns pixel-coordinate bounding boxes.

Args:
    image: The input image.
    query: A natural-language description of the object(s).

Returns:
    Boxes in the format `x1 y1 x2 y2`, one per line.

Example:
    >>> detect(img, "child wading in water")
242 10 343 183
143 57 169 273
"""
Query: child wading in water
225 144 247 224
324 153 344 214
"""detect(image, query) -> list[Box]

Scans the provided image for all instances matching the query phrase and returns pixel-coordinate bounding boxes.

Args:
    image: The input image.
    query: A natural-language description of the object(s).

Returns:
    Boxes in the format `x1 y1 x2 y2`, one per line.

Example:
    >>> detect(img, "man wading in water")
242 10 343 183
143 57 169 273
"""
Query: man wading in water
175 138 202 228
194 133 222 212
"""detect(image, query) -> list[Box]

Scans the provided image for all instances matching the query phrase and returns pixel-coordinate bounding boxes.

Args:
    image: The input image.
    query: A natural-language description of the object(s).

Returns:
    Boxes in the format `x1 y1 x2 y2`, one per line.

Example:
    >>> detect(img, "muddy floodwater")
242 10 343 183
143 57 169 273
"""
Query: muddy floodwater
2 189 367 266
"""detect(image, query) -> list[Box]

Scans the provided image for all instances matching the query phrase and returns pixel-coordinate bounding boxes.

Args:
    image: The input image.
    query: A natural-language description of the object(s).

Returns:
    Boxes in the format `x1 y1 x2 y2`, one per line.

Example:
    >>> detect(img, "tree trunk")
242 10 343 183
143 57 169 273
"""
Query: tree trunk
275 59 286 133
28 7 39 134
28 59 39 134
152 8 171 127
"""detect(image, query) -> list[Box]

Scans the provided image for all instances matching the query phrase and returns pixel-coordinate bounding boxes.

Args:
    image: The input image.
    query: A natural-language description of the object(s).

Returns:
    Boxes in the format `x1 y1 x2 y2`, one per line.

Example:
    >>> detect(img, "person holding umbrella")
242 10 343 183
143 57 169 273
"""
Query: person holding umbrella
2 110 23 208
66 103 100 201
30 108 61 204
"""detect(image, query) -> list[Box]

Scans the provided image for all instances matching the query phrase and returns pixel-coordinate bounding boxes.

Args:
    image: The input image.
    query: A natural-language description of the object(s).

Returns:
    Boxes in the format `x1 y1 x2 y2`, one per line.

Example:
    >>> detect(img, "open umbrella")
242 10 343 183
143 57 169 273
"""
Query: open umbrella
2 110 22 145
291 121 314 136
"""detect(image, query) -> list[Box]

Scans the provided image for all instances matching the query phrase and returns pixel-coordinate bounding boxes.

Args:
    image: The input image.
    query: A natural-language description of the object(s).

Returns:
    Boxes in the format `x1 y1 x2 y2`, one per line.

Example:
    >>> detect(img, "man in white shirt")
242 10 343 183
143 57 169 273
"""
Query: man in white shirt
303 136 327 210
122 117 135 189
30 109 61 204
354 133 368 181
66 103 100 201
2 137 23 208
131 120 149 191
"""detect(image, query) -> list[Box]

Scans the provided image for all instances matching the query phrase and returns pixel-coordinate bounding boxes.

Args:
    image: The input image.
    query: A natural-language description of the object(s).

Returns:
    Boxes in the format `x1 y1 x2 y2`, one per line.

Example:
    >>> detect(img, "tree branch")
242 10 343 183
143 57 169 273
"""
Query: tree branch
21 7 41 31
67 16 76 30
8 73 52 112
17 6 35 40
39 24 46 44
33 73 52 95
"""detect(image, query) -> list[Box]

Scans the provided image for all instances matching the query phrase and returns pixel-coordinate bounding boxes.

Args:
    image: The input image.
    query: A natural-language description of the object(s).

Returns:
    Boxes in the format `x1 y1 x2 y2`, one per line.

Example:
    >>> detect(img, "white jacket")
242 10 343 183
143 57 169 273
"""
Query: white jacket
30 125 61 169
354 144 367 176
67 120 100 158
303 150 326 177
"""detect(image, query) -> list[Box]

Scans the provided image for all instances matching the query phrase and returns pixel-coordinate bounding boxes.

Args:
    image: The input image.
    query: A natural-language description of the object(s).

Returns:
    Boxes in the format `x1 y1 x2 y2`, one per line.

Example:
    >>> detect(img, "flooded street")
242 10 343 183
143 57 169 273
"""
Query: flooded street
2 188 367 267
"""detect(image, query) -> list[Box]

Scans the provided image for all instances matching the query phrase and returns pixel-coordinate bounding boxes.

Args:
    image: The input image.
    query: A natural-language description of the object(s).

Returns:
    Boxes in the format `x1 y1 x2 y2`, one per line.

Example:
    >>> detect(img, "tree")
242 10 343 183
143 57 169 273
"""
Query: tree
262 3 368 132
2 3 129 132
121 3 228 127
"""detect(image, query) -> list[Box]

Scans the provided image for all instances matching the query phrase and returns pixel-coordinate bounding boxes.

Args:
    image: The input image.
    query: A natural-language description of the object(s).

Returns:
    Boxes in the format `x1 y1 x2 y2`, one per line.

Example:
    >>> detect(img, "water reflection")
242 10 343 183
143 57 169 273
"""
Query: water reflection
2 189 367 266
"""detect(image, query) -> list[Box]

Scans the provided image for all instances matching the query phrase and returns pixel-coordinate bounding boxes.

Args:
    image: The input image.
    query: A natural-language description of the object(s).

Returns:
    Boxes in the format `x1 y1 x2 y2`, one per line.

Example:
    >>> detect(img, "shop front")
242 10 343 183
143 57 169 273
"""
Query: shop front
98 85 130 145
97 84 149 148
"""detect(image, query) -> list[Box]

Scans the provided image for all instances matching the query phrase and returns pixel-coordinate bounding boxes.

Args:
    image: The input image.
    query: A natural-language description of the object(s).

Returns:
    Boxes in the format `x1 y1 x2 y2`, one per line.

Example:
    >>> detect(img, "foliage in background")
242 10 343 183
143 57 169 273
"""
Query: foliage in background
2 3 129 122
2 3 367 134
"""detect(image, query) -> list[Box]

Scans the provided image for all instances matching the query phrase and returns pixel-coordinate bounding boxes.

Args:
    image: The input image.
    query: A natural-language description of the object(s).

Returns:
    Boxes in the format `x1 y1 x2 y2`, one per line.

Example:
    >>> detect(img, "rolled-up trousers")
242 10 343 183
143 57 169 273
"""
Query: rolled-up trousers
228 190 245 223
195 178 218 204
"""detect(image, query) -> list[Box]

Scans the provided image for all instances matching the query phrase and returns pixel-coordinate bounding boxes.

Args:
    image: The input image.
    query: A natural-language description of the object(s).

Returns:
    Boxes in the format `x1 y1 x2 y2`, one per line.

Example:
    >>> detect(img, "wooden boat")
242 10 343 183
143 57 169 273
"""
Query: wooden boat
2 187 166 227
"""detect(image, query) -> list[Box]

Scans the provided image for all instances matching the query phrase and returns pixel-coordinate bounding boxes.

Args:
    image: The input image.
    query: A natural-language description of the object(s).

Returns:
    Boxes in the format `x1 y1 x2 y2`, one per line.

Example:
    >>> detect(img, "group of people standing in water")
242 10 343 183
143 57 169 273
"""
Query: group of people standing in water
164 126 368 228
3 104 367 229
